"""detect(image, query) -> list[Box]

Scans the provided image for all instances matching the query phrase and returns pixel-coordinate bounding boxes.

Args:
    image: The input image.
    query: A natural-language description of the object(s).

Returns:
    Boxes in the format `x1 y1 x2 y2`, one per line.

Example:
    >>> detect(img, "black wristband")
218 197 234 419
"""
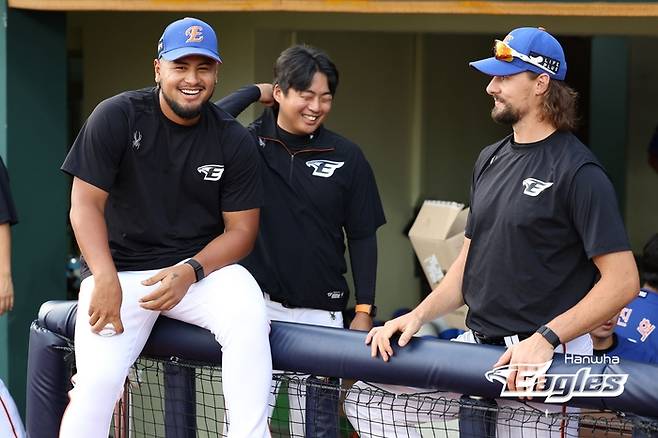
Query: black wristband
185 258 205 283
536 325 561 349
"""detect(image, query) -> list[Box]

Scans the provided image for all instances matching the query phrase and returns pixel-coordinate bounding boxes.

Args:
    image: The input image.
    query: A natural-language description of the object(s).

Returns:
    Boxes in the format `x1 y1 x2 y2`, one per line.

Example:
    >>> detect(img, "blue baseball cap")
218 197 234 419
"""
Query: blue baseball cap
470 27 566 80
157 17 222 63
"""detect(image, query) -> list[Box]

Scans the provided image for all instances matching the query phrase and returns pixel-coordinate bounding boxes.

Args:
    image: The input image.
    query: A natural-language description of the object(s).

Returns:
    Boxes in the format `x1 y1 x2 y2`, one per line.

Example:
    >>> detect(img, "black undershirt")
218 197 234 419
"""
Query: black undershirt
276 126 314 150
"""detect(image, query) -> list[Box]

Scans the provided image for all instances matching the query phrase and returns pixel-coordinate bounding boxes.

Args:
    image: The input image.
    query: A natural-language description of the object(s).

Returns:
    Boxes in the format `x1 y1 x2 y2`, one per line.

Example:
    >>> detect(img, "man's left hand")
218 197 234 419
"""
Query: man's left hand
349 312 373 331
139 264 196 311
0 274 14 316
493 333 555 398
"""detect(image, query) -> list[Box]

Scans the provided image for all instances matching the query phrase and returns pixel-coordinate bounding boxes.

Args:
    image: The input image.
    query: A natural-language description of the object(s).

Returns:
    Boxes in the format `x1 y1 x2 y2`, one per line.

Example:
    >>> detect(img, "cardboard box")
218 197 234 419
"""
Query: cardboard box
409 200 470 330
409 200 469 287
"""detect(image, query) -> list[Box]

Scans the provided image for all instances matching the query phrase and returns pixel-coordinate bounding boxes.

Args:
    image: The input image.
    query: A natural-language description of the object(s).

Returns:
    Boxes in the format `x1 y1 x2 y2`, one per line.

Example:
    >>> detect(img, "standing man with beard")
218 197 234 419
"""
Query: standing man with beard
59 17 272 438
347 27 638 438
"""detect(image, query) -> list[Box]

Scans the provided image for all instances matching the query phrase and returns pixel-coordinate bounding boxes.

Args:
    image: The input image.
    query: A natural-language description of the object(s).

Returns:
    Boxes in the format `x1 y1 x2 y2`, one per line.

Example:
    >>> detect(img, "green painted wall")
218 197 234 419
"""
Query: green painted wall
296 31 421 314
0 0 8 387
590 37 629 211
5 8 68 414
421 33 509 206
626 37 658 249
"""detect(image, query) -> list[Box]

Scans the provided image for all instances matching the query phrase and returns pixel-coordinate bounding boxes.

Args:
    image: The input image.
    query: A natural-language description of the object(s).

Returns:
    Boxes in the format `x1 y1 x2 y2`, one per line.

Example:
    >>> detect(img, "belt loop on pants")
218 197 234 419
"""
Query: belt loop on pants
472 331 531 346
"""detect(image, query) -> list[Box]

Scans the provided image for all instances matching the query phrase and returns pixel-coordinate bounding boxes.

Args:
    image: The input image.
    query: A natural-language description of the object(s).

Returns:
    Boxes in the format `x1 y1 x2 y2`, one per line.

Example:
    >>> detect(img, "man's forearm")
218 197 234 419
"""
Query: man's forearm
70 203 117 282
412 238 469 324
0 224 11 277
547 250 639 343
192 229 254 275
348 235 377 305
191 209 260 276
215 85 261 118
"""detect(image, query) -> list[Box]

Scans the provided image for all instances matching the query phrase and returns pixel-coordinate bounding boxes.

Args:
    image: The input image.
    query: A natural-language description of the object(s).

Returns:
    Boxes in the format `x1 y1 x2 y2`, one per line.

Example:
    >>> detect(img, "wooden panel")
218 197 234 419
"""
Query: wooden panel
9 0 658 17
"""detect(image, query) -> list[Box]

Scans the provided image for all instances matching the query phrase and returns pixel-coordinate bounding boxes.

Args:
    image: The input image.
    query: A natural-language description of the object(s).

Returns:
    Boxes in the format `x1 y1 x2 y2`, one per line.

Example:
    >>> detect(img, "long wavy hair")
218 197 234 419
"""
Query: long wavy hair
538 76 580 131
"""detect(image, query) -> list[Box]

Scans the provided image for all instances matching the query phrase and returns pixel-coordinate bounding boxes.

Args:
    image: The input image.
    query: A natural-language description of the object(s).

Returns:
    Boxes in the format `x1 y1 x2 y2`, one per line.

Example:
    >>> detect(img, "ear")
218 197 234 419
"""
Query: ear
154 59 161 84
273 84 284 104
535 73 550 95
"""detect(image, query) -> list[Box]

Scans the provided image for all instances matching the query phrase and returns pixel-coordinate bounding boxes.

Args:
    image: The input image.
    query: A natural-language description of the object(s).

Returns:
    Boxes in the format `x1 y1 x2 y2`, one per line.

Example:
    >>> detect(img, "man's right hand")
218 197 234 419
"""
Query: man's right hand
365 312 423 362
255 83 274 106
88 275 124 335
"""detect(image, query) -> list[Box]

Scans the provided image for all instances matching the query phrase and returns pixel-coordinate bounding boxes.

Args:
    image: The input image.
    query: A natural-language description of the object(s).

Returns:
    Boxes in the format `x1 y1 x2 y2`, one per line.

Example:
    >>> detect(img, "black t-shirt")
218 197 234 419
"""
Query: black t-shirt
0 156 18 226
218 87 386 311
62 88 263 277
463 131 630 337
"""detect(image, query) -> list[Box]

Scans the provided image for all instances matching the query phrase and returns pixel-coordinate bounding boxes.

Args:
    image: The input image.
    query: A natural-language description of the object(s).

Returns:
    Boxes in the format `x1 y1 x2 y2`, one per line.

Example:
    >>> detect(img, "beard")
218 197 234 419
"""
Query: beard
491 100 521 125
160 86 213 120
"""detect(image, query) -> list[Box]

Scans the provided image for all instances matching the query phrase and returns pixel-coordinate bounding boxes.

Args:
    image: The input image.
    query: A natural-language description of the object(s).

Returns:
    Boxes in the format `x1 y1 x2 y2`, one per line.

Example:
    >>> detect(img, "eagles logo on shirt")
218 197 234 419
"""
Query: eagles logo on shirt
306 160 344 178
522 177 554 196
197 164 224 181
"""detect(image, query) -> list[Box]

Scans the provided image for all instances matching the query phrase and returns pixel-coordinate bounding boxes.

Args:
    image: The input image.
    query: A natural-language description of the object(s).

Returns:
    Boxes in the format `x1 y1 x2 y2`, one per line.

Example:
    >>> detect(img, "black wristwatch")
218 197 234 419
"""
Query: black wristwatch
536 325 561 349
185 258 205 282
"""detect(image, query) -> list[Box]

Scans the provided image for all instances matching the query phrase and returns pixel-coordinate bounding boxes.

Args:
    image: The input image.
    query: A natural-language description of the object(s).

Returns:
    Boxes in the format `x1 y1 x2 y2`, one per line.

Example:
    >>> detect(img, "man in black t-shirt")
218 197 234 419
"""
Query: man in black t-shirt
0 157 25 438
348 27 639 438
59 18 271 438
217 45 386 437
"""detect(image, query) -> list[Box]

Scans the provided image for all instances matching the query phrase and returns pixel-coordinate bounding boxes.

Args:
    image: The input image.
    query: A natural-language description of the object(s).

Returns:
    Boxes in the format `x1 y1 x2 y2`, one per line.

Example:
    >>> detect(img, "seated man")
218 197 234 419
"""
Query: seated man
592 313 658 363
616 233 658 353
58 17 271 438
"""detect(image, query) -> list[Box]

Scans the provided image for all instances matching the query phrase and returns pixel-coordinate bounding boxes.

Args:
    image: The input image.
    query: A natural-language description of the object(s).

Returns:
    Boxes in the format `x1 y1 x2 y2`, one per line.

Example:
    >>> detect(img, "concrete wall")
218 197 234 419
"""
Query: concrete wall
67 11 658 319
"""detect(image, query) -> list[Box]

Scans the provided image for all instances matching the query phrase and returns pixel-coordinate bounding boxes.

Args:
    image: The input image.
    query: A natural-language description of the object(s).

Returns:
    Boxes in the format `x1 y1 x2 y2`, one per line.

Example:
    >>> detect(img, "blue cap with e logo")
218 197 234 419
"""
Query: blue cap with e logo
157 17 222 63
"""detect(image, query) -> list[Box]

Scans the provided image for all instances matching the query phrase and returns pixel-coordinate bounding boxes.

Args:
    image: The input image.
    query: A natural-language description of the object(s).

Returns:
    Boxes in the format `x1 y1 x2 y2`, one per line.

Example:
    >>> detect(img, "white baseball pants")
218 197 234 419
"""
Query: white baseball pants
0 378 25 438
264 294 344 437
59 263 272 438
345 331 593 438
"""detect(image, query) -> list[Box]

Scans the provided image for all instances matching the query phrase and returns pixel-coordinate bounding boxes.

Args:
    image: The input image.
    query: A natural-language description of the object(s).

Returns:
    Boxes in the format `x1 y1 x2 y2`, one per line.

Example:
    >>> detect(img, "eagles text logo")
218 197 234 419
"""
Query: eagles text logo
485 360 627 403
197 164 224 181
306 160 344 178
185 26 204 43
522 177 554 196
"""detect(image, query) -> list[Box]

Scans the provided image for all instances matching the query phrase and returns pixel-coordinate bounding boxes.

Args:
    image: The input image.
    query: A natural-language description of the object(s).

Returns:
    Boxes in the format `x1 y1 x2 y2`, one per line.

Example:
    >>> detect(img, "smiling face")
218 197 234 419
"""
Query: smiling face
154 54 218 125
274 71 333 135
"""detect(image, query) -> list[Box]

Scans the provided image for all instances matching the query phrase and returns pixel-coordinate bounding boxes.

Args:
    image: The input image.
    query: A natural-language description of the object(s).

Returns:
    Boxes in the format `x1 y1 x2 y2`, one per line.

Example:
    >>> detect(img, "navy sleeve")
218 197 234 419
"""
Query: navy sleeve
348 234 377 305
220 129 264 212
61 97 129 192
344 150 386 239
568 163 631 258
215 85 261 119
0 157 17 226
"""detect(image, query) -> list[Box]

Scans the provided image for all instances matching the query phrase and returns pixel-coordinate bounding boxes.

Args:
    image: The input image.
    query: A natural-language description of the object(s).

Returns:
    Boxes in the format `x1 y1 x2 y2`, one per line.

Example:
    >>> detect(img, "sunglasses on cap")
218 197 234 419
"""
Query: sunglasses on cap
493 40 558 76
